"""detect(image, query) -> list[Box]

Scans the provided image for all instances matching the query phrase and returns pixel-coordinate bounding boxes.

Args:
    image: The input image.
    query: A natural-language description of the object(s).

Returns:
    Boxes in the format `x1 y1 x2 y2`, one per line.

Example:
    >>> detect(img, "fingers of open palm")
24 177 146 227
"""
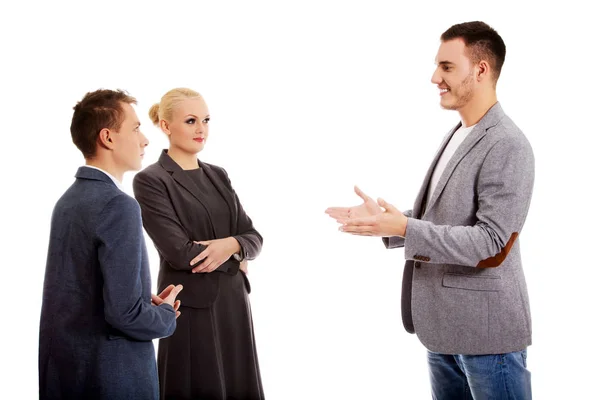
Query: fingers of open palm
378 198 400 214
161 286 182 306
158 284 175 299
325 207 351 218
354 185 371 202
342 223 376 233
351 231 376 236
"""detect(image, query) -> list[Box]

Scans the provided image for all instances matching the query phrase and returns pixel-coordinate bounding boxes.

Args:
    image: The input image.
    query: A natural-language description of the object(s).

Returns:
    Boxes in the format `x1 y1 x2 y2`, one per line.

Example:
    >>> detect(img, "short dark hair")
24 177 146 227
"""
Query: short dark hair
70 89 137 158
441 21 506 82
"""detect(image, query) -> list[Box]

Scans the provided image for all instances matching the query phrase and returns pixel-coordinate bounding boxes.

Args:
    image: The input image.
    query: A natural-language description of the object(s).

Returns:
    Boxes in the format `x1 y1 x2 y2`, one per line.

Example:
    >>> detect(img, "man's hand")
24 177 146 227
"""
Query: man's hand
325 186 383 222
151 284 183 318
339 198 408 237
190 237 241 273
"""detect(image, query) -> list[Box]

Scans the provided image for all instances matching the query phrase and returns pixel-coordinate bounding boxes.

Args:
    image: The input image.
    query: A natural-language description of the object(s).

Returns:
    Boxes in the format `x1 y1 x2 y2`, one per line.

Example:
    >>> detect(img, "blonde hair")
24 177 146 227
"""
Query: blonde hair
149 87 202 126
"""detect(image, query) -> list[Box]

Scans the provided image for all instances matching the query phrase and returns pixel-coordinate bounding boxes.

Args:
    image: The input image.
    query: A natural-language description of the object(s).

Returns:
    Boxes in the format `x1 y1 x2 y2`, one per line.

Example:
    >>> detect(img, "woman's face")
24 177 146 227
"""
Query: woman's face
162 97 210 155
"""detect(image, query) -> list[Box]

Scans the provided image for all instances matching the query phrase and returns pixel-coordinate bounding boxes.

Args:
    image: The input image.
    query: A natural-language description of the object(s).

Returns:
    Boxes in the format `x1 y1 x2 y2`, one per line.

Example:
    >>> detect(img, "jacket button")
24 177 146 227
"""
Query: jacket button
415 262 421 268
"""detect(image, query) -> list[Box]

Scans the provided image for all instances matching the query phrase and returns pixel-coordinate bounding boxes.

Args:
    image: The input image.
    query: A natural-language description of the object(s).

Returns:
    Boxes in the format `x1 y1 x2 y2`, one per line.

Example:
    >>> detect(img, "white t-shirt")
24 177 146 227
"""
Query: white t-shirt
426 124 477 205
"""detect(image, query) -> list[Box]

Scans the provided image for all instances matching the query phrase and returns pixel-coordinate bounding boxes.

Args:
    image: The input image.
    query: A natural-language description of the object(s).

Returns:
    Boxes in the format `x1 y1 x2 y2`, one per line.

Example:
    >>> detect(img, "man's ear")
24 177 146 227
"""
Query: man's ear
477 60 490 82
98 128 114 149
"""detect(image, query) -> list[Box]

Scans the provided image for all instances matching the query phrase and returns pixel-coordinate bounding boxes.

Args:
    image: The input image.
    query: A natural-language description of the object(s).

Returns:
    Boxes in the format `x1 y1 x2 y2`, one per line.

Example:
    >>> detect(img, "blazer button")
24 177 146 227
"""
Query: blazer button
415 262 421 268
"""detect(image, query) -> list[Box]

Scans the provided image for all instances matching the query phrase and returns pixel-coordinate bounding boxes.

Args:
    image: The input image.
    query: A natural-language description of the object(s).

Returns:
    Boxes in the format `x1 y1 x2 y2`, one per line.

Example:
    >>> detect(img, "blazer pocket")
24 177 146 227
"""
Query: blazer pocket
442 273 501 292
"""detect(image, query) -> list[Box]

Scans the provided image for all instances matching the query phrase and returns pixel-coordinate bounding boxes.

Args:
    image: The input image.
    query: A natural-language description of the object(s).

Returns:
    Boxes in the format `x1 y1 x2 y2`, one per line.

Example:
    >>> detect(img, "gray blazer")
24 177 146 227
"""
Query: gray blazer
384 102 535 355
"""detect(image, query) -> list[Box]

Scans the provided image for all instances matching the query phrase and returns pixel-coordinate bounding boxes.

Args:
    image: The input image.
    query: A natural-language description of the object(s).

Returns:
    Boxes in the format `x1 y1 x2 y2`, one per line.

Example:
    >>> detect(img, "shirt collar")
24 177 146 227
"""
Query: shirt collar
82 165 124 191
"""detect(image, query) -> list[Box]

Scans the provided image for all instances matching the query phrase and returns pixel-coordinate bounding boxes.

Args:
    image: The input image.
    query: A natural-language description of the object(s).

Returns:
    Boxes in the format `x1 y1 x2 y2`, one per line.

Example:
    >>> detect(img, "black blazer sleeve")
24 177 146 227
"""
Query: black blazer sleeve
133 170 207 270
217 166 263 260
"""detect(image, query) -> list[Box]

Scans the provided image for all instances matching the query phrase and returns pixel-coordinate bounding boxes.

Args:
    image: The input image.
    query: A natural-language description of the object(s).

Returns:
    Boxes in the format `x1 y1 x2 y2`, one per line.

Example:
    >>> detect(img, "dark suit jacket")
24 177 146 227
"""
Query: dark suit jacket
39 167 177 400
132 150 263 309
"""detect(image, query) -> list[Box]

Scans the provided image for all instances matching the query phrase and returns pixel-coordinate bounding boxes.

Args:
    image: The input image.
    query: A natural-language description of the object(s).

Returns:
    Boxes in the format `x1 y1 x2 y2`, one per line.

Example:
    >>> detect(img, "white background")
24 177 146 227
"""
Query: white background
1 1 598 398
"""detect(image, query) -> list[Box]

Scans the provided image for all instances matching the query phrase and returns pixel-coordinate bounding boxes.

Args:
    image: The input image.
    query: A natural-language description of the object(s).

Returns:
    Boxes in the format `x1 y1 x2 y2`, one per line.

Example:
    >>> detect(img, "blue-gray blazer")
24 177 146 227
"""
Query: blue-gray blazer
39 167 176 400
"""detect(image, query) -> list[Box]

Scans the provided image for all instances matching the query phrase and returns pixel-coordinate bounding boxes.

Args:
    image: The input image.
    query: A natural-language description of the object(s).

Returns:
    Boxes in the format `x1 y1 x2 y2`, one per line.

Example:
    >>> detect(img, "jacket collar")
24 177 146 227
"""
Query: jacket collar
158 150 236 234
415 102 506 218
75 166 122 190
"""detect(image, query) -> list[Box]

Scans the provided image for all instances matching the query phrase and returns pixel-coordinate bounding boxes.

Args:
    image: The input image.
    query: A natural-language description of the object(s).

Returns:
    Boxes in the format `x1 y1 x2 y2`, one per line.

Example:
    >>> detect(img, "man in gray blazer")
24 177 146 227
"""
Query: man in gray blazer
39 89 183 399
327 22 534 399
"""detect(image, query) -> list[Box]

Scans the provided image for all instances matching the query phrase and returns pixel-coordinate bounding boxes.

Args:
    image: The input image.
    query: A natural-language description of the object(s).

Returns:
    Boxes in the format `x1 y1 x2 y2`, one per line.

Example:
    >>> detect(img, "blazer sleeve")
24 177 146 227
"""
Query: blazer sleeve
219 167 263 261
96 194 176 341
382 209 413 249
404 135 535 267
132 171 207 270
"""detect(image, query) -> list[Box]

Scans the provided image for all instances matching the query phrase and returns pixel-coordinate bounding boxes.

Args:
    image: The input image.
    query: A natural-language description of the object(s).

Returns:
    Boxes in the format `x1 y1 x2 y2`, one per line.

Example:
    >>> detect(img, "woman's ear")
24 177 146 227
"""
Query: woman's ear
160 119 171 136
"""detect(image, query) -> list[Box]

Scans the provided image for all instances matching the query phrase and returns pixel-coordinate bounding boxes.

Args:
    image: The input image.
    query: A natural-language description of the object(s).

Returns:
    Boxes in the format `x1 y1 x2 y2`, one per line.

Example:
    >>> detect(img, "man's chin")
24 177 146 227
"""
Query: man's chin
440 96 461 110
126 163 143 173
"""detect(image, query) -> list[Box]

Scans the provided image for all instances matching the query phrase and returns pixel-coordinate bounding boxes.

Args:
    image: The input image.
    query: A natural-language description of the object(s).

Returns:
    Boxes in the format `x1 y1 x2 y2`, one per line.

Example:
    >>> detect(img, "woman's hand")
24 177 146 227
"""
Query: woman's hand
190 237 241 273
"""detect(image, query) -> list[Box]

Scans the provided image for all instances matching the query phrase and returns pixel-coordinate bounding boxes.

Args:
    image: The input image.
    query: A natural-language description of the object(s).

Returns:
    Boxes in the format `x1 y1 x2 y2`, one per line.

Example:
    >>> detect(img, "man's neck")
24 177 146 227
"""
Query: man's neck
458 91 498 127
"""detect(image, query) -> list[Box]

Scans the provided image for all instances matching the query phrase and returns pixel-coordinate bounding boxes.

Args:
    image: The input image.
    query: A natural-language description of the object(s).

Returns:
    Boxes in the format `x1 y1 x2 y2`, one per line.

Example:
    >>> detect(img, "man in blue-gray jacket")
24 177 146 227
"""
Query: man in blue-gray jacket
39 89 183 400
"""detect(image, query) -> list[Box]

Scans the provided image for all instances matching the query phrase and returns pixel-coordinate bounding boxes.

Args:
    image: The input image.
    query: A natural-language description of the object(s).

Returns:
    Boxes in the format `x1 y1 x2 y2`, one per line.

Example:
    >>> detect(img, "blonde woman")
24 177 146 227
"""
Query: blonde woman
133 88 264 399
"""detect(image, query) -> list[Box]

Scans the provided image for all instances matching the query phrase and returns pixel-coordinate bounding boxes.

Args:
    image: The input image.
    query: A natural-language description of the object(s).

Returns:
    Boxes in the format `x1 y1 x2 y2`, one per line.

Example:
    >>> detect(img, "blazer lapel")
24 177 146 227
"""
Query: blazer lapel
201 161 237 234
412 124 460 218
423 102 505 217
158 150 218 235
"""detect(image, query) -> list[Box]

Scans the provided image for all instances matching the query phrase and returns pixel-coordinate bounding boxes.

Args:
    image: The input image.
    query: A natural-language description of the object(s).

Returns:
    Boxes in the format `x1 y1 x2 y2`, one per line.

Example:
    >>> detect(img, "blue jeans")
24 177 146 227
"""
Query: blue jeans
427 349 531 400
